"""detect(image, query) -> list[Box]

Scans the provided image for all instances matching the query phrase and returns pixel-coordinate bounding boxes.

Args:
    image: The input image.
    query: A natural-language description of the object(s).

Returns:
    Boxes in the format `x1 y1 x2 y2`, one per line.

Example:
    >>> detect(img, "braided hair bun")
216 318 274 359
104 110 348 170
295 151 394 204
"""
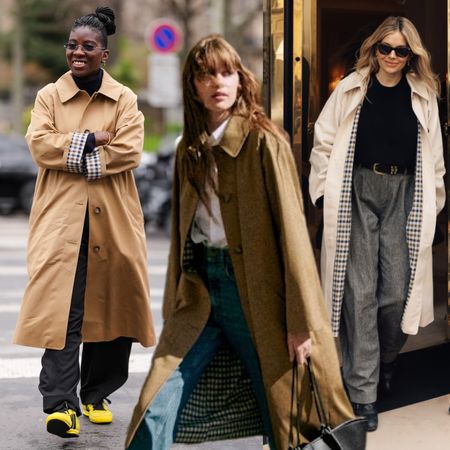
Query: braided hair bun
95 6 116 36
72 6 116 47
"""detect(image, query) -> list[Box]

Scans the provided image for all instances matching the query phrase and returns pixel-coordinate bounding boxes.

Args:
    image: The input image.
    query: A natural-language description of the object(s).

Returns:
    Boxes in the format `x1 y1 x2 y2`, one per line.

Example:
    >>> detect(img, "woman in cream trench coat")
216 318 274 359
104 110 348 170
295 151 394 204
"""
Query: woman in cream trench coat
309 67 445 337
14 69 155 350
126 112 354 449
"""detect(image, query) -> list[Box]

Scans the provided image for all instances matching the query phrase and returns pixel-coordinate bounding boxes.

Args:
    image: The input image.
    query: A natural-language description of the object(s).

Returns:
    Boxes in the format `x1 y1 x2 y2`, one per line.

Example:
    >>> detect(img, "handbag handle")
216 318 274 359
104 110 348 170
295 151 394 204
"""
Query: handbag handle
288 363 302 448
306 358 330 430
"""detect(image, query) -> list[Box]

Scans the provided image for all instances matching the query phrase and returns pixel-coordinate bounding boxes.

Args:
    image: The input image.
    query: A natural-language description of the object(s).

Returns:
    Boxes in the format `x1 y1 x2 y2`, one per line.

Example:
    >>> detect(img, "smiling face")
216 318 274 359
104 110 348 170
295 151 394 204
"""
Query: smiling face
376 30 410 81
66 26 109 79
193 64 240 131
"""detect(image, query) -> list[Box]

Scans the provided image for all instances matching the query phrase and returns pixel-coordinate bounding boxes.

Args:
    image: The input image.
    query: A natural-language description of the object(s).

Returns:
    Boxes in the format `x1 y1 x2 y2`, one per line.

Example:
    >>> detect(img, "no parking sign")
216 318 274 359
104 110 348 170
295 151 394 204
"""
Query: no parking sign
146 19 183 54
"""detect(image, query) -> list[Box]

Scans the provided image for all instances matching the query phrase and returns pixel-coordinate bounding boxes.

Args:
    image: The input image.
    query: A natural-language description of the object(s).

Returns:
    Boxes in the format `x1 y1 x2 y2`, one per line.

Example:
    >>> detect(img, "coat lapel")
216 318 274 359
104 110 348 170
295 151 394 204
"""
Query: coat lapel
55 70 122 104
340 70 367 123
215 115 250 157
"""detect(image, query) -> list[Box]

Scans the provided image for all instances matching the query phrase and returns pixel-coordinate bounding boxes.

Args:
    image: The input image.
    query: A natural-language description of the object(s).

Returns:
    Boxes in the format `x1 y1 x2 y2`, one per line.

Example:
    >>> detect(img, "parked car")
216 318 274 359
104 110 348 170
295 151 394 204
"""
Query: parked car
0 133 37 214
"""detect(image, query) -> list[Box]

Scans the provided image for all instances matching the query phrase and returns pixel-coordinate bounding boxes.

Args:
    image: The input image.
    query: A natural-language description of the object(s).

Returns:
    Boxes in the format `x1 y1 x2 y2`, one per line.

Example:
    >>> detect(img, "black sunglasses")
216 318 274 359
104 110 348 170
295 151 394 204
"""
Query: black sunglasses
376 42 411 58
64 43 105 52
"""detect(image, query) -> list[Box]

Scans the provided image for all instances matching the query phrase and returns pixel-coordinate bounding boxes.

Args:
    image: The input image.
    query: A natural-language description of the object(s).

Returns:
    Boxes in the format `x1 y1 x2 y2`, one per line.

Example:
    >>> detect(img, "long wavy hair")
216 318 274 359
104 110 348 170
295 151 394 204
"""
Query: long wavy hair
180 34 287 208
355 16 439 96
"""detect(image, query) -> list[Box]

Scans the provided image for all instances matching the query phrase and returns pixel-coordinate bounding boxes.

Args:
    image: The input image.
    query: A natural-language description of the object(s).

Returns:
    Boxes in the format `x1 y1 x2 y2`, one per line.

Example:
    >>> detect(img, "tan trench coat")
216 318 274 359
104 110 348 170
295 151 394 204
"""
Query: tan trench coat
126 116 353 449
14 70 155 350
309 69 445 335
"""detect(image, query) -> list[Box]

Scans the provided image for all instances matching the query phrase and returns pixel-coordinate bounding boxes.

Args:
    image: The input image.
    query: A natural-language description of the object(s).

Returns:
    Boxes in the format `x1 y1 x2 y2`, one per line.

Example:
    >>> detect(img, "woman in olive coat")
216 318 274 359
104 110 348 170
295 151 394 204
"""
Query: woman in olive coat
126 35 354 450
14 7 155 439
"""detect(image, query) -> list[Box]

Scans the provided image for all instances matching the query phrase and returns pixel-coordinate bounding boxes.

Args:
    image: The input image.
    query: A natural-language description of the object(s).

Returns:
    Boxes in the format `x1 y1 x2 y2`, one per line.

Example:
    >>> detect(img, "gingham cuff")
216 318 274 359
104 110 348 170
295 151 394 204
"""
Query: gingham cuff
83 148 102 181
67 132 88 173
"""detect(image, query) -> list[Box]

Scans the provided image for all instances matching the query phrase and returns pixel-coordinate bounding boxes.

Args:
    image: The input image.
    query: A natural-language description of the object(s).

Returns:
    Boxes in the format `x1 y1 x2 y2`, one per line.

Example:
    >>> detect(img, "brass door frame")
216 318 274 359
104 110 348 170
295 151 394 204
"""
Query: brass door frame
263 0 304 174
263 0 285 130
447 0 450 337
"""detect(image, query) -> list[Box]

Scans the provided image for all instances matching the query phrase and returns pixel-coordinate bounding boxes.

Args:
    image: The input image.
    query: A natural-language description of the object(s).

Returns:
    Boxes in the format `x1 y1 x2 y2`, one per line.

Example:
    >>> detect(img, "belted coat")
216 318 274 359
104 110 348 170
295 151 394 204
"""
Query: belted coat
13 70 155 350
126 115 354 449
309 69 445 336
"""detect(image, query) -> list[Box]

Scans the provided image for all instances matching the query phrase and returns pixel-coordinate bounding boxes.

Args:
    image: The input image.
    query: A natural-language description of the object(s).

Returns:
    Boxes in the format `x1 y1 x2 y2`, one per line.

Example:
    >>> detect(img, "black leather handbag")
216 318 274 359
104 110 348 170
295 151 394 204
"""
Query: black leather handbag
288 359 367 450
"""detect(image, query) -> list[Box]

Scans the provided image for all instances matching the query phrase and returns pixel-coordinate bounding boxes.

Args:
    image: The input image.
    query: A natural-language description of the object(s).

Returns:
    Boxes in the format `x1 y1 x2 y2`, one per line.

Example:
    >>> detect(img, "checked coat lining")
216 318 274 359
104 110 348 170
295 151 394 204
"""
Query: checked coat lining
331 105 423 336
67 131 102 181
67 132 87 174
404 128 423 303
84 148 102 181
330 105 361 335
175 345 264 443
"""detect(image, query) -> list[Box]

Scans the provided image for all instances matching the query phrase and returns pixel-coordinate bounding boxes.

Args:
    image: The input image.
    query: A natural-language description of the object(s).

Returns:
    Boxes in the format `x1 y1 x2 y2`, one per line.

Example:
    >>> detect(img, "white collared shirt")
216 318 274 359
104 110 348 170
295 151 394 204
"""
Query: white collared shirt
190 118 230 248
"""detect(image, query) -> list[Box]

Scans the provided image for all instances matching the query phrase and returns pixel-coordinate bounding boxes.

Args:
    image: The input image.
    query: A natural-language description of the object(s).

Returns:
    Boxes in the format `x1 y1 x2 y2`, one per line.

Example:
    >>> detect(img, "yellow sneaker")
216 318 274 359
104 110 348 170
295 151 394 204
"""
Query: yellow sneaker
82 400 113 424
46 408 80 438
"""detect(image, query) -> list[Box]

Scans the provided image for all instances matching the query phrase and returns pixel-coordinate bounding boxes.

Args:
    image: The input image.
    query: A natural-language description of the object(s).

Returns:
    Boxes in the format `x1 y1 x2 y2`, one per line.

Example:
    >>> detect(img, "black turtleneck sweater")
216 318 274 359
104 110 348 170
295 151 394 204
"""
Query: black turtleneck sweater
72 69 104 153
354 74 417 168
72 69 103 96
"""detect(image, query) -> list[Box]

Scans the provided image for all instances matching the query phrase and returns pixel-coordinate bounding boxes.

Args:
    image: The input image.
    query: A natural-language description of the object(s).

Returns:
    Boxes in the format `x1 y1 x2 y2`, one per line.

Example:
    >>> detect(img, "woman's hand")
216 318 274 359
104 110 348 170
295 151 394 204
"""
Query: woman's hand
288 331 311 365
94 131 114 146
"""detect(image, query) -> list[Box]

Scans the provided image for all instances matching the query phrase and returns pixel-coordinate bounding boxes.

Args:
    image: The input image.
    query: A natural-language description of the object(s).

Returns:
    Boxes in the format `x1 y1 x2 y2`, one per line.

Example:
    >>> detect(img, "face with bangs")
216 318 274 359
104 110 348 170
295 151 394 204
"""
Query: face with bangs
193 50 240 131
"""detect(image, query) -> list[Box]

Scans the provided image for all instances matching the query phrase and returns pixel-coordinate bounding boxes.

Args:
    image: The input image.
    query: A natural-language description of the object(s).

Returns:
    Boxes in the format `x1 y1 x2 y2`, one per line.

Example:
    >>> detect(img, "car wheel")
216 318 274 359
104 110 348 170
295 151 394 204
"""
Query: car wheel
19 179 36 214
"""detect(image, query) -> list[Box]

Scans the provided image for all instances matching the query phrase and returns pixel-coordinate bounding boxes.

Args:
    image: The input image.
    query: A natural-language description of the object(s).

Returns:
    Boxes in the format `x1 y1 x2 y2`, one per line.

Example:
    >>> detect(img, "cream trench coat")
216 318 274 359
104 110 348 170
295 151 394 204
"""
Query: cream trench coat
309 69 445 336
126 115 354 449
14 70 155 350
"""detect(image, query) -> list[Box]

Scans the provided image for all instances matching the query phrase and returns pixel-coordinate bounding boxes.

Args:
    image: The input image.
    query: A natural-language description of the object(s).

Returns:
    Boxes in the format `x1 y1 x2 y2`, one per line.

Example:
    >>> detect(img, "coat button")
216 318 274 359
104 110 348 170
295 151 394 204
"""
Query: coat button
94 207 101 214
93 246 100 253
234 245 243 254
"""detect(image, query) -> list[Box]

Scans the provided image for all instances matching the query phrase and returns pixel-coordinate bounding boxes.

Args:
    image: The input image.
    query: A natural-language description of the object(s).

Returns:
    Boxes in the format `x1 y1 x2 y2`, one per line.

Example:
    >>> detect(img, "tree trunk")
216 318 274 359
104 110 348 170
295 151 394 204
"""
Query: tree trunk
12 1 25 134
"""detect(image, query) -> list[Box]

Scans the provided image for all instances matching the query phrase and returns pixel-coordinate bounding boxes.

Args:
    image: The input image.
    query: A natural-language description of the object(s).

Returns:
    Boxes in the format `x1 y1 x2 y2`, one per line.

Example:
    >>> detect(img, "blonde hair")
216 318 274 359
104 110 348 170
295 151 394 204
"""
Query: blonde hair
180 34 287 207
356 16 439 96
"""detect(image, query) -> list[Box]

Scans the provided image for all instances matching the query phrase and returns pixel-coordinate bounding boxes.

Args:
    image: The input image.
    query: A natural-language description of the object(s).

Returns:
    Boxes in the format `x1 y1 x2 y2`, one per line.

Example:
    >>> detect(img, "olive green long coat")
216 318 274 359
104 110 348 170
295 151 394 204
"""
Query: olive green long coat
126 115 353 449
14 70 155 350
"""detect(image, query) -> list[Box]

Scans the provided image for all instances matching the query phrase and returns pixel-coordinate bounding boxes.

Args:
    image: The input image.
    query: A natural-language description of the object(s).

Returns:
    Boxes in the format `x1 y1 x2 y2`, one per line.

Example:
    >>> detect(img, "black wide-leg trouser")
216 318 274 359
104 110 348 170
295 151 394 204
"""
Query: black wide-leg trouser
39 212 133 415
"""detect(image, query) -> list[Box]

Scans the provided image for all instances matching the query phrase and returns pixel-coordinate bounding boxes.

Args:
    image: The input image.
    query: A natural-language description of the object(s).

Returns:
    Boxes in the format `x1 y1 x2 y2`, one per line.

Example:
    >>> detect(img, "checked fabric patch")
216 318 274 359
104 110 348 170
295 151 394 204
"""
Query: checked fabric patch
84 149 102 181
175 344 264 443
67 132 87 174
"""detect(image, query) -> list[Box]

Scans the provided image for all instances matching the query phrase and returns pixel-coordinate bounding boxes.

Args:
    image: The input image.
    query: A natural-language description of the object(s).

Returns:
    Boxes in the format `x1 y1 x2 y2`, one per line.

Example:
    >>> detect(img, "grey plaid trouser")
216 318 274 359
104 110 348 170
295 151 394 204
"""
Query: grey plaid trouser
340 166 413 404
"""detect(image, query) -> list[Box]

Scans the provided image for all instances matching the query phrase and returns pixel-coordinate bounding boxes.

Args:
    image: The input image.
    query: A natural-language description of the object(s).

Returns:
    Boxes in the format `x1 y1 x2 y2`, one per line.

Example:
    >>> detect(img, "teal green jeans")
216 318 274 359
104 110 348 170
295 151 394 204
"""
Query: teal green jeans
128 245 275 449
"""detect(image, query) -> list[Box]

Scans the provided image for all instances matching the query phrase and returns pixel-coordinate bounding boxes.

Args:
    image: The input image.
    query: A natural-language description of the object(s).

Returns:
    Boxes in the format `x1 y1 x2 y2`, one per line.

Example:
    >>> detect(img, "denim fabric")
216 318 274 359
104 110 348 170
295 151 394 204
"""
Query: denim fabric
129 246 275 450
340 167 413 403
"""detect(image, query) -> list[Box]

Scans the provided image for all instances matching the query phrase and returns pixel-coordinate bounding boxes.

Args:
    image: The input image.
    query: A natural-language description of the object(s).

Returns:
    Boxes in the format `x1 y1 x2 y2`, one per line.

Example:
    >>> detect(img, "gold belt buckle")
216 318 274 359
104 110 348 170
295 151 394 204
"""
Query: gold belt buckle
372 163 385 175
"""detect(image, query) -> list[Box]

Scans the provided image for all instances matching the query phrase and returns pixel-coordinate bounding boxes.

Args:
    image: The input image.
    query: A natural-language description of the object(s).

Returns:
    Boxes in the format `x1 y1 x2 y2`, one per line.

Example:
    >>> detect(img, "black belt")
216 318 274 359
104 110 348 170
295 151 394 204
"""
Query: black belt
358 162 414 175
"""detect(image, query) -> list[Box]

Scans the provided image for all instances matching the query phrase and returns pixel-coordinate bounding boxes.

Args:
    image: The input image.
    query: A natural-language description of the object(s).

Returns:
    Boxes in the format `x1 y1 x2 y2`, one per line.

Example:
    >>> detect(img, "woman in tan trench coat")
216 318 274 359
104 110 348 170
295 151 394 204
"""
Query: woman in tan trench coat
126 35 353 450
13 6 155 438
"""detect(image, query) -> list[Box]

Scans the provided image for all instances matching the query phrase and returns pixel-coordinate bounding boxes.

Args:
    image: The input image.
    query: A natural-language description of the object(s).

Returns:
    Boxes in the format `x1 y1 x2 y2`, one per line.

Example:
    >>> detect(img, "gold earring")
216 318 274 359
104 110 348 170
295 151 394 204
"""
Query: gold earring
102 60 106 68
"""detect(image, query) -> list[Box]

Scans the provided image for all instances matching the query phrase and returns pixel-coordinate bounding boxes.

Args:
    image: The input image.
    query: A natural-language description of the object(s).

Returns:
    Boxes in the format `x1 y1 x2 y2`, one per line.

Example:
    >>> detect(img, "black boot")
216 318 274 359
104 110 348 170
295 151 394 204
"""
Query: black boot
380 360 397 395
352 402 378 432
